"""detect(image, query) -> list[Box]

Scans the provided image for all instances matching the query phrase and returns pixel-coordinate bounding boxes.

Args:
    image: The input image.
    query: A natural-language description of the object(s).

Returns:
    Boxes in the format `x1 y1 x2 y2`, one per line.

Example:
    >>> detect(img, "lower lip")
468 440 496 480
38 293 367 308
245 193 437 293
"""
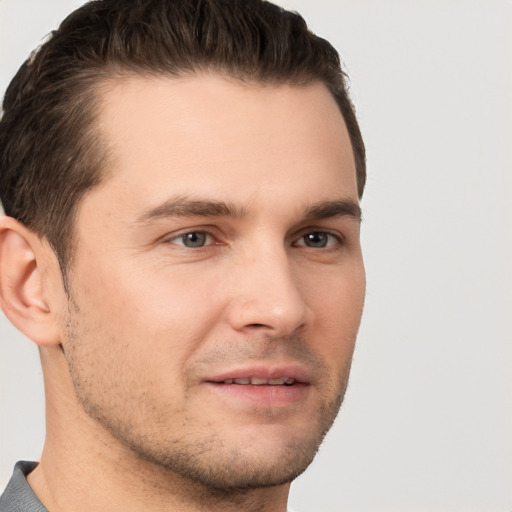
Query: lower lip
204 382 310 408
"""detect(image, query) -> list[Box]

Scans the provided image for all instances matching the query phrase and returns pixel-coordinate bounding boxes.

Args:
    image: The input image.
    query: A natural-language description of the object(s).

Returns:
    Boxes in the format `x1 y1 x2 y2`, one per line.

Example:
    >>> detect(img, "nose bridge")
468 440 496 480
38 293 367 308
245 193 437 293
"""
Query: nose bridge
226 240 310 335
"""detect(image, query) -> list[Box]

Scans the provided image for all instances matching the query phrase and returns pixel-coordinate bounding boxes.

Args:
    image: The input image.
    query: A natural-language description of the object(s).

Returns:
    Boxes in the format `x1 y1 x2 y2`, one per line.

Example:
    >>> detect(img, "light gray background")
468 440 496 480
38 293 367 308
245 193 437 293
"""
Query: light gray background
1 1 511 511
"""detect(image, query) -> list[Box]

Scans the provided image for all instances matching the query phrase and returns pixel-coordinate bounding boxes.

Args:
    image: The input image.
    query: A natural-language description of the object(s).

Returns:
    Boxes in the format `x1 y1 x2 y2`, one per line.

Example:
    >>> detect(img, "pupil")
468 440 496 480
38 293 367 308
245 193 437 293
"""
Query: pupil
305 232 327 248
183 232 206 247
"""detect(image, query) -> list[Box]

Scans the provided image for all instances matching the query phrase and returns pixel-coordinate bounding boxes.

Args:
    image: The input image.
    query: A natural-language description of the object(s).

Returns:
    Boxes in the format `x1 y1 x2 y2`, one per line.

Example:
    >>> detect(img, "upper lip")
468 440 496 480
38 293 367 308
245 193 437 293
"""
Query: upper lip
205 364 311 384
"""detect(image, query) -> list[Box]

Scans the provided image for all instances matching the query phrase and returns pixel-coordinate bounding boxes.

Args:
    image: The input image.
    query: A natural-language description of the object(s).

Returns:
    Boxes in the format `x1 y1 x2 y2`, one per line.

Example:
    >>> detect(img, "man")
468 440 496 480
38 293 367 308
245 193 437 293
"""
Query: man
0 0 366 510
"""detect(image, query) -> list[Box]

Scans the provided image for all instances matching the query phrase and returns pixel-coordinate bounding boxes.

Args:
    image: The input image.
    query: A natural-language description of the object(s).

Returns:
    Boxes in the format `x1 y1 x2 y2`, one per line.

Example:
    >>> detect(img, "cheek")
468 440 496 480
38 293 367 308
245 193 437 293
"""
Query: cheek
71 257 226 365
307 263 365 351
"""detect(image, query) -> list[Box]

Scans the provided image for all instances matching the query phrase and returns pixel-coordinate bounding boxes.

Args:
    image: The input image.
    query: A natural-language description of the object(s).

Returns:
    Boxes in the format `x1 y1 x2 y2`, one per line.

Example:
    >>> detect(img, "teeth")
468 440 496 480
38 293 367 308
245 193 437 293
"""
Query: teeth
221 377 296 386
250 377 268 385
267 378 287 385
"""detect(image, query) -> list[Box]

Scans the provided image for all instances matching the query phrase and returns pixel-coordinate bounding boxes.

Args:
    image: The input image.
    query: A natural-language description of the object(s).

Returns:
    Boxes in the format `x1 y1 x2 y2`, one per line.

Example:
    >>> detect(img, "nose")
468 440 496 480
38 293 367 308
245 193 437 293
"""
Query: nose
225 247 311 337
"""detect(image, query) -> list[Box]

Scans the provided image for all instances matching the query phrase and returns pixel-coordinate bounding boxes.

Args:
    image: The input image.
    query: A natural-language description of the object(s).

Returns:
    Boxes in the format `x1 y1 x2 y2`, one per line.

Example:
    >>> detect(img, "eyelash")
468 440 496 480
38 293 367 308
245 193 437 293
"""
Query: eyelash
165 229 344 250
166 231 217 248
293 231 343 249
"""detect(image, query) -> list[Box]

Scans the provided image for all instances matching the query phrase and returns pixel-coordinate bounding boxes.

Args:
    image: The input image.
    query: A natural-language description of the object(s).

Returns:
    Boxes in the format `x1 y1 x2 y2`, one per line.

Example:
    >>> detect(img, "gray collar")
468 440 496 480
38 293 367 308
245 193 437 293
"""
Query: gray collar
0 461 48 512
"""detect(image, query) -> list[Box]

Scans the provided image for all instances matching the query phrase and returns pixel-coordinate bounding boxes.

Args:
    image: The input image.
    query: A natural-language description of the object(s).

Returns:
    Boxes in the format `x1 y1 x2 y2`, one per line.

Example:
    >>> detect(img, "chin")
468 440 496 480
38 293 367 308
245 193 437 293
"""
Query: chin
120 414 335 491
151 435 322 491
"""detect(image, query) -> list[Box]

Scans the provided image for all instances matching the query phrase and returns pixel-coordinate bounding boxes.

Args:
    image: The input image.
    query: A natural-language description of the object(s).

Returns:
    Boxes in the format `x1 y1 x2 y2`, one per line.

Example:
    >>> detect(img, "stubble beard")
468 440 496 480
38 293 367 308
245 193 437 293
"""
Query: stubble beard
62 299 354 493
114 363 352 492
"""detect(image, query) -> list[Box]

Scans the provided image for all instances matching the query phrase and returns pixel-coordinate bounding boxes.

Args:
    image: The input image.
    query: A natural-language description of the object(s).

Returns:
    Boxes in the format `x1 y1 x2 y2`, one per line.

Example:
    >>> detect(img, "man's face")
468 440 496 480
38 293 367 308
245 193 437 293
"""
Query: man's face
61 74 365 489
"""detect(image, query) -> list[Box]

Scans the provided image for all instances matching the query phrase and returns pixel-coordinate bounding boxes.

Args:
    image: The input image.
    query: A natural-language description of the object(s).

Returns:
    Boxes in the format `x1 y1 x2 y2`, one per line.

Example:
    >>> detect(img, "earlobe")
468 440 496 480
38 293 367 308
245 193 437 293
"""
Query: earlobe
0 216 61 346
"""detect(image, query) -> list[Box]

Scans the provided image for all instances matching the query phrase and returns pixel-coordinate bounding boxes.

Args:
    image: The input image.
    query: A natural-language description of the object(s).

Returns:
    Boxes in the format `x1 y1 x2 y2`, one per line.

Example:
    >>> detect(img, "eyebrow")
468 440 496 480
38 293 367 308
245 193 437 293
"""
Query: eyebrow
135 196 361 225
135 196 247 224
303 199 362 222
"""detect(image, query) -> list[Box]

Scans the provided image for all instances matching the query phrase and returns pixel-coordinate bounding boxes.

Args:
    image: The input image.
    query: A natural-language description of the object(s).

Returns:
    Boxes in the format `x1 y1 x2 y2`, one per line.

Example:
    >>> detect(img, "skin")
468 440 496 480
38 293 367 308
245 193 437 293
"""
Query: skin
0 74 365 512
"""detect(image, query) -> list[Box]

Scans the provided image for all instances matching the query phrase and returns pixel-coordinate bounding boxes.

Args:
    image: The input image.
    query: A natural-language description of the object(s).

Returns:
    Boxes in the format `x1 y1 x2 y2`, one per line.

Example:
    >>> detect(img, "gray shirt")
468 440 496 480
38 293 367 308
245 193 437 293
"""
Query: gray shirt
0 462 48 512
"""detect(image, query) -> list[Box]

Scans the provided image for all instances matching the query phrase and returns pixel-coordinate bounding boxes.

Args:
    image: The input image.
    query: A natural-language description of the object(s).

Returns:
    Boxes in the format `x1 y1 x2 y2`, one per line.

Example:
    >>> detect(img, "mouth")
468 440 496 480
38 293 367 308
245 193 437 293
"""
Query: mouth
205 365 309 386
215 377 296 386
203 366 310 408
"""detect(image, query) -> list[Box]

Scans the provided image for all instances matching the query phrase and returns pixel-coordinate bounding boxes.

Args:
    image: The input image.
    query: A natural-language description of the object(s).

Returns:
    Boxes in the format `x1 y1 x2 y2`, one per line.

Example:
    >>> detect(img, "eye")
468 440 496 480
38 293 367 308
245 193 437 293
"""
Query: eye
295 231 341 249
168 231 213 248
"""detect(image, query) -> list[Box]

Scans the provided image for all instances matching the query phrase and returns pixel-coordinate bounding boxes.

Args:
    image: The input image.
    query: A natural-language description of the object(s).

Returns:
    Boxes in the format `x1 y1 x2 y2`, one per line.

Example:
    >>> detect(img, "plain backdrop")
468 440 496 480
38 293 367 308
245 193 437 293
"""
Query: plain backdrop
0 1 511 511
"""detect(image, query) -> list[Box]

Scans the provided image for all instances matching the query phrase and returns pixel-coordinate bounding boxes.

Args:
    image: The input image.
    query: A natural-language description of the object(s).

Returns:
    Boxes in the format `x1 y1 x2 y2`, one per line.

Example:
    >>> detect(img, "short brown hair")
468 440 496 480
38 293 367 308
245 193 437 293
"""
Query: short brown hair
0 0 366 271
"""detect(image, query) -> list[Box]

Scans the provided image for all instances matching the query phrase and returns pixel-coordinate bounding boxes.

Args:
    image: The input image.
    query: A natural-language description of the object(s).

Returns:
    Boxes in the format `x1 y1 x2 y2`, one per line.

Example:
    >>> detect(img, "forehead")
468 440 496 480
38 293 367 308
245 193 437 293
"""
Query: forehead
90 73 358 215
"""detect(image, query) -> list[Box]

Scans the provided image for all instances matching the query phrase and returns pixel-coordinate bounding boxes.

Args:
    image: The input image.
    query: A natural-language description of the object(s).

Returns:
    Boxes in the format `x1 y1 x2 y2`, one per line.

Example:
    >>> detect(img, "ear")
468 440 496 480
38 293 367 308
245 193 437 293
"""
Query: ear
0 215 61 346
